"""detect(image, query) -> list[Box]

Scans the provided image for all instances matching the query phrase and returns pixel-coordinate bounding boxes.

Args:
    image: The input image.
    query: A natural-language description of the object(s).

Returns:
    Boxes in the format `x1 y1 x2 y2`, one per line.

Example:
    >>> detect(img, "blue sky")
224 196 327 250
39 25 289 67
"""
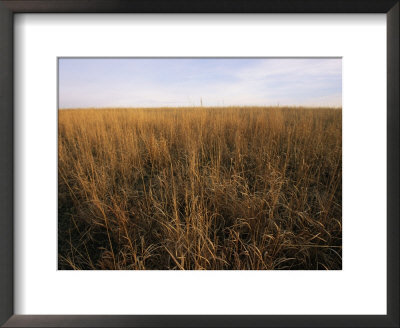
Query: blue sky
58 58 341 108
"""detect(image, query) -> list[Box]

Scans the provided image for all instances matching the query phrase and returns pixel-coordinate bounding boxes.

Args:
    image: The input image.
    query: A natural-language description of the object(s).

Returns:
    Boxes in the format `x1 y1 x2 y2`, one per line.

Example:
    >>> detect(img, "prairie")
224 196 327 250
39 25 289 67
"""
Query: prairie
58 106 342 270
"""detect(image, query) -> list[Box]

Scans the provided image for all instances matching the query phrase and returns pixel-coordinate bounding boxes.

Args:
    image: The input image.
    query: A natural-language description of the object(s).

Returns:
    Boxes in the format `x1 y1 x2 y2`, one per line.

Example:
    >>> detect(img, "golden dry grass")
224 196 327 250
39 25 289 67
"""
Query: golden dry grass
58 106 342 270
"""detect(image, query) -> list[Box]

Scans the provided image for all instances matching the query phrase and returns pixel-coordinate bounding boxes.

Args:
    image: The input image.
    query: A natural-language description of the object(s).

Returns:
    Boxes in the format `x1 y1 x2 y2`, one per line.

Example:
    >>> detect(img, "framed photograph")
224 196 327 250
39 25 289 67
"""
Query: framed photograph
0 0 398 327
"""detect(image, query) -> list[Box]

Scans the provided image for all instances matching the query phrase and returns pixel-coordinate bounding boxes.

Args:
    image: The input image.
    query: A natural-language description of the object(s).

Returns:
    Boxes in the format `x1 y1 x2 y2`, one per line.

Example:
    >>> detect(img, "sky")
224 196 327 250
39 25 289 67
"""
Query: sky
58 58 341 108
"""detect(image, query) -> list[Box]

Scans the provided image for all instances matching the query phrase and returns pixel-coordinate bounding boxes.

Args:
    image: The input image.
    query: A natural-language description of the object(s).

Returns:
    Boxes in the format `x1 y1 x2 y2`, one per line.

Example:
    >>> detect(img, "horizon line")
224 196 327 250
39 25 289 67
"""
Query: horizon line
59 105 343 110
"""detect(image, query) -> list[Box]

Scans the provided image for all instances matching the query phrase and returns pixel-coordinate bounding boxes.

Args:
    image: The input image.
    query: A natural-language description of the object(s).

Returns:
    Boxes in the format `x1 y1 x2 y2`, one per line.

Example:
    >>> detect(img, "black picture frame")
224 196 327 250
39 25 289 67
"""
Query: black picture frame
0 1 398 327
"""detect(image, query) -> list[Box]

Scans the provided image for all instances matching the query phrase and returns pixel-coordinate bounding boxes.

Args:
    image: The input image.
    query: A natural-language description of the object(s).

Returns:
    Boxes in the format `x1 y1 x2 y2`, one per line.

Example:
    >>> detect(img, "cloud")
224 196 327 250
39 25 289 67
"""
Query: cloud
59 58 341 108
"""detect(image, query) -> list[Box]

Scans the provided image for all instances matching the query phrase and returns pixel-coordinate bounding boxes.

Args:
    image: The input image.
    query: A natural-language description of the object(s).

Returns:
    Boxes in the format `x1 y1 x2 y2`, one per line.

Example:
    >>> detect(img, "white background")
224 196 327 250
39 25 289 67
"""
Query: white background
14 14 387 315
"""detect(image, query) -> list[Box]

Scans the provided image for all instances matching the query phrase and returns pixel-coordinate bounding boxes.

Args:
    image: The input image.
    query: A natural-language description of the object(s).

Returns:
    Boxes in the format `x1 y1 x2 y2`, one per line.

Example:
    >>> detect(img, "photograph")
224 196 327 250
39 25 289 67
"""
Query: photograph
58 58 342 270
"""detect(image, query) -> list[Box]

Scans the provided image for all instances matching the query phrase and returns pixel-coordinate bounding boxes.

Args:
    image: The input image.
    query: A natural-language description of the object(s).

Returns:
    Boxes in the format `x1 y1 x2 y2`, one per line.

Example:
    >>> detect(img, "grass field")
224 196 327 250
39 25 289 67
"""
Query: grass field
58 106 342 270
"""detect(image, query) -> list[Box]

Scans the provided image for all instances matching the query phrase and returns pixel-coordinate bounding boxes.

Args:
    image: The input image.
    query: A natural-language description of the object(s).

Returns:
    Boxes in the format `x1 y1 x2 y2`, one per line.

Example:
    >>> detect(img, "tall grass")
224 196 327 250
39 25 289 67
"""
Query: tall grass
58 106 342 270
